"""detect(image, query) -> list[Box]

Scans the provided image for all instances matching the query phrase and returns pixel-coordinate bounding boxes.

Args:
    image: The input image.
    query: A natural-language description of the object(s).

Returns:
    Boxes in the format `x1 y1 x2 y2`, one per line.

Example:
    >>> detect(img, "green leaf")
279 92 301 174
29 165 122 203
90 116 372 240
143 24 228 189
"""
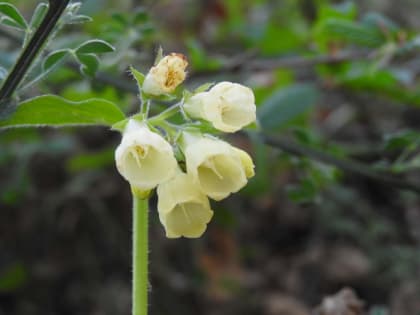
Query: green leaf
76 39 115 54
194 82 214 93
43 49 70 72
0 3 27 29
0 16 25 29
154 46 164 65
0 95 125 129
258 84 320 131
68 14 92 24
133 8 149 24
321 19 386 47
130 66 145 89
362 12 400 34
29 2 48 31
76 53 99 77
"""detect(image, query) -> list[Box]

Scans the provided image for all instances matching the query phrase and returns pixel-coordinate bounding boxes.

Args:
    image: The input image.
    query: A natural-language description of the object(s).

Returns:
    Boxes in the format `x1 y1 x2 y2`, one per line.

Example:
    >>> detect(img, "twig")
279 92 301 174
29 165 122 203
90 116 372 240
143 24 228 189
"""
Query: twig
261 133 420 194
189 50 371 79
0 0 71 106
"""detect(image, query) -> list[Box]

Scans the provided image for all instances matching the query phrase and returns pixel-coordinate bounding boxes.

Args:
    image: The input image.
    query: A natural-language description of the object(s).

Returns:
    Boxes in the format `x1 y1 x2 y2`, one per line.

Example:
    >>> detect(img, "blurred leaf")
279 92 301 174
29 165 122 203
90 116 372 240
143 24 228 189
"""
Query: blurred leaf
258 84 320 130
68 14 92 24
287 178 317 203
384 130 420 151
76 39 115 54
0 95 125 129
362 12 400 34
130 66 145 89
133 8 149 24
28 2 48 31
0 263 27 292
43 49 70 72
193 82 214 94
186 39 222 71
0 3 27 29
319 1 357 20
320 19 386 47
67 148 114 172
76 53 99 77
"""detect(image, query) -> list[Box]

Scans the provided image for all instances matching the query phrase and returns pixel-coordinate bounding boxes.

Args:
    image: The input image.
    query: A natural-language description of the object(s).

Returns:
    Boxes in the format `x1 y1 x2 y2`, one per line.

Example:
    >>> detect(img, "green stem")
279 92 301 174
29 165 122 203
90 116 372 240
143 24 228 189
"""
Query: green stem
148 102 181 123
132 194 149 315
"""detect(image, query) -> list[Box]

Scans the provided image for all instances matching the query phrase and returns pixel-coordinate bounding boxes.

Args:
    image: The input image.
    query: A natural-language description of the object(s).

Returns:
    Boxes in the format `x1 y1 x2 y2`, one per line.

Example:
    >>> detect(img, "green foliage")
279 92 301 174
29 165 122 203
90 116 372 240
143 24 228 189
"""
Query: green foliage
257 84 320 131
0 95 125 129
28 2 48 31
43 49 70 72
0 2 27 30
76 39 115 54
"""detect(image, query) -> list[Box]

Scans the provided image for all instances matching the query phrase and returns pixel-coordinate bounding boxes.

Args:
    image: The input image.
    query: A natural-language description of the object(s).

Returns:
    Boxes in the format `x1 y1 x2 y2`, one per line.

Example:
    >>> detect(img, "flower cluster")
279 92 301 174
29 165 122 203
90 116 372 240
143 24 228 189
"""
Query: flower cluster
115 53 256 238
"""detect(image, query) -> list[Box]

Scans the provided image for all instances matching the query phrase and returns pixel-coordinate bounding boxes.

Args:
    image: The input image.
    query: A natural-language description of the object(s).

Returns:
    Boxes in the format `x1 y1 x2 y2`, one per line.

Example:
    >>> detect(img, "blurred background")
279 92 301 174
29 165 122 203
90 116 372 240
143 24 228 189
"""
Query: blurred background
1 0 420 314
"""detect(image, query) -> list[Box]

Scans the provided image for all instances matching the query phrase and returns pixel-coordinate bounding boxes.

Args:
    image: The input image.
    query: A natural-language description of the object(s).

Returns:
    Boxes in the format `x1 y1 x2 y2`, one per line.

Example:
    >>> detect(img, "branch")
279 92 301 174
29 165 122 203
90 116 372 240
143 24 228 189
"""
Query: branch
260 133 420 194
189 50 371 79
0 0 71 106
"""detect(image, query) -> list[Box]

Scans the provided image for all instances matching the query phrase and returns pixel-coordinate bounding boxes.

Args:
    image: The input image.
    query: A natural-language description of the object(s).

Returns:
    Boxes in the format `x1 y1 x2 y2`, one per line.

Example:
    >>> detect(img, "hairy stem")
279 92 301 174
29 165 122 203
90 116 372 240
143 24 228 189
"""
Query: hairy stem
0 0 70 105
132 194 149 315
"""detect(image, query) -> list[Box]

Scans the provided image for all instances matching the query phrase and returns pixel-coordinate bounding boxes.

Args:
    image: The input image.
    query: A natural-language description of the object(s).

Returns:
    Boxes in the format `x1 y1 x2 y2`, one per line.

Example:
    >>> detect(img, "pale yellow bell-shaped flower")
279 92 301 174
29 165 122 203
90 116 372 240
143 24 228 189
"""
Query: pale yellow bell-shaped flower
142 53 188 96
181 133 255 201
115 120 177 191
183 81 256 133
157 169 214 238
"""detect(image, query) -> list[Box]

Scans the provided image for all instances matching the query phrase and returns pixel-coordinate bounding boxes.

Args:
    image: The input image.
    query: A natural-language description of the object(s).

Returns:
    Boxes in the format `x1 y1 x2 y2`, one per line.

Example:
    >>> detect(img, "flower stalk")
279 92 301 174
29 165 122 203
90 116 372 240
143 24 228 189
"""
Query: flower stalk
132 193 149 315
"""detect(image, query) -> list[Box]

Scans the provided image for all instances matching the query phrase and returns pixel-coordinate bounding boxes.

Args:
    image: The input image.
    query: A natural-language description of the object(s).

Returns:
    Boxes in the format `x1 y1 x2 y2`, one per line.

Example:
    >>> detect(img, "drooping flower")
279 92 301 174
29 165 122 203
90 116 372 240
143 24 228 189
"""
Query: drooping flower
181 132 255 201
115 119 177 191
183 81 256 133
142 53 188 96
157 169 214 238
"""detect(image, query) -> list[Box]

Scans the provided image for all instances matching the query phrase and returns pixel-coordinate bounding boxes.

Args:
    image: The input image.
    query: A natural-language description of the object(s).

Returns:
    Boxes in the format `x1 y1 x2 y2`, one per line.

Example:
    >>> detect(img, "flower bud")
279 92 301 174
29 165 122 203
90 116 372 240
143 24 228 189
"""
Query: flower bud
142 53 188 96
183 81 256 132
157 169 213 238
181 133 255 201
115 120 177 190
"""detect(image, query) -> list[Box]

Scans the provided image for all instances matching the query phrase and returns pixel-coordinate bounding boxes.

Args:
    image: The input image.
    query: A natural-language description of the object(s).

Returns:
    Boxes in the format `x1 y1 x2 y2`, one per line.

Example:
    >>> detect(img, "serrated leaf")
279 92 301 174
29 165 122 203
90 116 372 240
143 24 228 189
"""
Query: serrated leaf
76 53 99 77
43 49 70 71
0 95 125 129
29 2 48 31
76 39 115 54
0 3 27 29
130 66 145 89
258 84 320 131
